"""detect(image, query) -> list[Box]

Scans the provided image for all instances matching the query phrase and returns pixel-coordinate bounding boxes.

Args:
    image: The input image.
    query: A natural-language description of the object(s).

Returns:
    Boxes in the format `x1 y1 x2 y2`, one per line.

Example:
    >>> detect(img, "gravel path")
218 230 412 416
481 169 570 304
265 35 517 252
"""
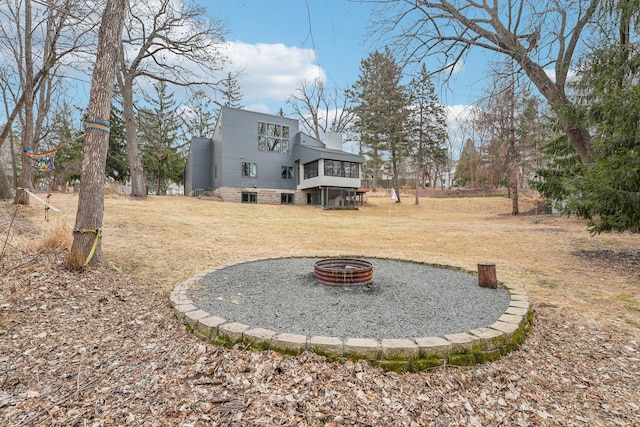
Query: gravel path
188 257 511 340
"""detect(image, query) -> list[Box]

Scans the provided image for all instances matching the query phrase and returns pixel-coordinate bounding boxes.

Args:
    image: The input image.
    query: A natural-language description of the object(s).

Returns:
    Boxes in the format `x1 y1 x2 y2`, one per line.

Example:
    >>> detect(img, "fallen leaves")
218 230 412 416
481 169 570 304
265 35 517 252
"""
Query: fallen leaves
2 205 640 426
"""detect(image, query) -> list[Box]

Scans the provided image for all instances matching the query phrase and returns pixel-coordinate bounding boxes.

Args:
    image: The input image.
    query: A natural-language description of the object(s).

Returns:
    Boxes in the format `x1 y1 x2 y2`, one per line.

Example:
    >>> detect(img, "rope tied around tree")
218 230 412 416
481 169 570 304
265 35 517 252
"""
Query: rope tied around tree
85 120 111 134
73 227 102 265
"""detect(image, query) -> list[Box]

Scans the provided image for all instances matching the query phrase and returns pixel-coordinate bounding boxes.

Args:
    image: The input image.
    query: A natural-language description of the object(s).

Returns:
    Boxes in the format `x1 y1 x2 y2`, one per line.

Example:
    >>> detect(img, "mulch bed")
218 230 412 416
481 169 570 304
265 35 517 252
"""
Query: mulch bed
2 244 639 426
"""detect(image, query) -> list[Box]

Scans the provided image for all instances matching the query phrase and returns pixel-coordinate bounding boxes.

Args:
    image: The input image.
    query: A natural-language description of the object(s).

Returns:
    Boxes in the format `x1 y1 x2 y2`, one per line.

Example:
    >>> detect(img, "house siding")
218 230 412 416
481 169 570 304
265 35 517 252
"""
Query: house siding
185 137 213 194
214 108 299 191
184 106 365 206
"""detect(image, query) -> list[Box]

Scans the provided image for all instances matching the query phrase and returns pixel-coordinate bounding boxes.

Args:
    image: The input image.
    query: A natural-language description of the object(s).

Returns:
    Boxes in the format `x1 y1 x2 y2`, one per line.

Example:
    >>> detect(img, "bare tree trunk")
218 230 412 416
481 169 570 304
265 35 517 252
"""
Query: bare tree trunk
414 165 420 205
512 182 519 215
0 160 11 200
371 147 379 190
156 165 162 195
10 131 18 191
518 57 594 164
0 132 12 199
1 92 29 201
15 0 35 206
391 151 401 203
69 0 125 267
122 76 146 197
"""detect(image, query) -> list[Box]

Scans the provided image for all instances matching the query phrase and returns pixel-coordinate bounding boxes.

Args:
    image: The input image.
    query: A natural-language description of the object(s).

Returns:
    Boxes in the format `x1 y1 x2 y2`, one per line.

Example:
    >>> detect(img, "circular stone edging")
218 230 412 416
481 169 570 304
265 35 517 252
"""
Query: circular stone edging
170 257 533 373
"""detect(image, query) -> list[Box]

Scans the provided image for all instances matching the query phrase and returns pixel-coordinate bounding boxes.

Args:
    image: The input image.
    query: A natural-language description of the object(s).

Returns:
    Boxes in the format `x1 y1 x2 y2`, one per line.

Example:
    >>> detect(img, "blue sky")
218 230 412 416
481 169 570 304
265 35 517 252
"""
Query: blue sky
209 0 488 116
210 0 374 114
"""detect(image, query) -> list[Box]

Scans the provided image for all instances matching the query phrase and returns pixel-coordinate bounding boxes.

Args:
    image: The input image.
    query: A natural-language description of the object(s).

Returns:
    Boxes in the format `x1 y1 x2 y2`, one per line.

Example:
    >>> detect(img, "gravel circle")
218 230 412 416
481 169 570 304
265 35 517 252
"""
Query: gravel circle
188 257 511 340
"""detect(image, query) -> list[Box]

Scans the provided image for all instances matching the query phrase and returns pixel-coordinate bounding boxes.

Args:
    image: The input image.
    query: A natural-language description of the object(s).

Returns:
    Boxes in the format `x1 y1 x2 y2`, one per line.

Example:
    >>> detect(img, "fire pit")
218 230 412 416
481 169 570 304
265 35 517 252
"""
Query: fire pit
314 258 373 286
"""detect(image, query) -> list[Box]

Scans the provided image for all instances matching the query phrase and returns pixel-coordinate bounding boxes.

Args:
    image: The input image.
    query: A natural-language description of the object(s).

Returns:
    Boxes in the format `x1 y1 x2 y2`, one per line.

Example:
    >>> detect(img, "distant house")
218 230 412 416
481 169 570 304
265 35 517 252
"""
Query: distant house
184 106 365 208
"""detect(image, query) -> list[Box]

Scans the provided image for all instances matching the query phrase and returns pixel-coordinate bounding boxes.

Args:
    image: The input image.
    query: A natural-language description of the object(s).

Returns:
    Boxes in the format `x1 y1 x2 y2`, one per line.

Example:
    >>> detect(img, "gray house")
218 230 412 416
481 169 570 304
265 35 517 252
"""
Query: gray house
185 106 365 208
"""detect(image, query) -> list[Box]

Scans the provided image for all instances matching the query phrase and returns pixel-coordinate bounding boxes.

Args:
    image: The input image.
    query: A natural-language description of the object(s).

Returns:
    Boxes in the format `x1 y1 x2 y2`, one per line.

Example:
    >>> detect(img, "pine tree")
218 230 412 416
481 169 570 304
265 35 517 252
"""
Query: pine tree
138 81 185 195
455 139 481 187
535 1 640 233
564 44 640 233
408 63 448 203
350 49 411 199
183 89 218 140
49 105 83 191
220 72 243 108
106 101 129 183
533 131 582 204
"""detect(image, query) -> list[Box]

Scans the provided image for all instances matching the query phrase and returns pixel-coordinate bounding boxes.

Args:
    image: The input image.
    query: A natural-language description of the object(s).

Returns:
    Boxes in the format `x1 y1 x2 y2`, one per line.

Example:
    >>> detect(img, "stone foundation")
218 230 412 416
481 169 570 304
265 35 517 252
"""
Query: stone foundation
213 186 308 205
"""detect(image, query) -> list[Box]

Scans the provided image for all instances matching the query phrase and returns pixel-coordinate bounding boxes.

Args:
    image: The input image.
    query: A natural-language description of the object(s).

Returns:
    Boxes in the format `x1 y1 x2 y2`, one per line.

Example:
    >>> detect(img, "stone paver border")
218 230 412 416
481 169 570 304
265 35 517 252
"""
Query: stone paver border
171 257 533 373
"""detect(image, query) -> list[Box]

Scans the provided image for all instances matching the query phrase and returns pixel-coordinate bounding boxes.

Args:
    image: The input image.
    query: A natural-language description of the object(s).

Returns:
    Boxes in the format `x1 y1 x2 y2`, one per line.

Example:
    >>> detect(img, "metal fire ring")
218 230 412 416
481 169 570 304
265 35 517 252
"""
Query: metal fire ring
314 258 374 286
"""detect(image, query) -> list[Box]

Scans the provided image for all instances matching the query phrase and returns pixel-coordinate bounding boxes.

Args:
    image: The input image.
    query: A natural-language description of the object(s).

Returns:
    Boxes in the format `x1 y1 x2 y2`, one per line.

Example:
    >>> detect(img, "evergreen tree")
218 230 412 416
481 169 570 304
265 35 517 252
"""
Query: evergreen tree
106 101 129 182
563 44 640 233
183 89 218 140
49 104 83 191
408 63 448 202
138 81 185 195
455 139 480 187
535 1 640 233
220 71 243 108
533 131 583 205
350 48 411 200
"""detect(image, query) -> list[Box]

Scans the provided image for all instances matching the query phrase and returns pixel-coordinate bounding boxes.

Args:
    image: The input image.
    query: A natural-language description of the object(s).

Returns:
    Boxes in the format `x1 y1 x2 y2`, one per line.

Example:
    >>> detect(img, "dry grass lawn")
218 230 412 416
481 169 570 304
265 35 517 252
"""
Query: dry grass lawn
29 191 640 330
2 190 639 426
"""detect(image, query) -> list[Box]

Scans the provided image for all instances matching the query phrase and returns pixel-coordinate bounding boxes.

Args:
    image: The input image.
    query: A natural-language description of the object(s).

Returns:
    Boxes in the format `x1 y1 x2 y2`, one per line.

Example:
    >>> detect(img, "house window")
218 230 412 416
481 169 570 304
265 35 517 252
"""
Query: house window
304 160 318 179
242 192 257 203
242 162 257 178
324 160 359 178
281 166 294 179
281 193 294 204
258 121 290 153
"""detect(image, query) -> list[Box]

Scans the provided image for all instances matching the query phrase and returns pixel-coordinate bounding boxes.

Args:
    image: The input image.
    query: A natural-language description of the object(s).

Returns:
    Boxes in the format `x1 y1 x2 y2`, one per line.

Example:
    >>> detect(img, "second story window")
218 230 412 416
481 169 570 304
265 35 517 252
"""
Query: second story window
304 160 318 179
324 160 360 178
258 121 290 154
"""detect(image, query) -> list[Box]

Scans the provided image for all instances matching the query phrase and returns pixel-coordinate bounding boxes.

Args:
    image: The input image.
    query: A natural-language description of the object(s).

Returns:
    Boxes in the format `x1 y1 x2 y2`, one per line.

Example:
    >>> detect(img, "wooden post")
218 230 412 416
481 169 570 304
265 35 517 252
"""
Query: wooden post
478 262 497 289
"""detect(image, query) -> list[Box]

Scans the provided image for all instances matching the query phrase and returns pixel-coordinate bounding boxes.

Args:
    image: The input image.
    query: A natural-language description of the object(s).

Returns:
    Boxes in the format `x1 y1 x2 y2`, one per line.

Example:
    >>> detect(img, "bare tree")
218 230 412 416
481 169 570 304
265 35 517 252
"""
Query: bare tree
0 0 99 202
371 0 599 165
0 71 15 199
68 0 125 268
473 60 540 214
287 78 355 141
118 0 226 197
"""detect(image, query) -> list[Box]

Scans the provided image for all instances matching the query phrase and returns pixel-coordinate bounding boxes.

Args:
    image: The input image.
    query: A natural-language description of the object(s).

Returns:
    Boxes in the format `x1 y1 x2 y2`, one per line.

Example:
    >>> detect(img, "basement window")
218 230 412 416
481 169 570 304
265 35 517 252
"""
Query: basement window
281 193 294 204
241 192 257 203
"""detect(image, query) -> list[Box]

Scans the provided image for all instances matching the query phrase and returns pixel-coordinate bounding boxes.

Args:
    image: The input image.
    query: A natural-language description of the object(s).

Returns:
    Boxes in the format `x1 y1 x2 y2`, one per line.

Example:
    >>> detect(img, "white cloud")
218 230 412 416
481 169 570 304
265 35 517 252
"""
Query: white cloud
544 67 578 83
446 104 476 159
221 41 326 112
451 60 465 74
441 59 465 76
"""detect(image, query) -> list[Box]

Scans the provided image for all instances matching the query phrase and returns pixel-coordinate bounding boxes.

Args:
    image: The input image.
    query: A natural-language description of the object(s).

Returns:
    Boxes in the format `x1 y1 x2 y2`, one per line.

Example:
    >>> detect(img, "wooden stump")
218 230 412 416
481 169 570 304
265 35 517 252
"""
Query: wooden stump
478 262 497 289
